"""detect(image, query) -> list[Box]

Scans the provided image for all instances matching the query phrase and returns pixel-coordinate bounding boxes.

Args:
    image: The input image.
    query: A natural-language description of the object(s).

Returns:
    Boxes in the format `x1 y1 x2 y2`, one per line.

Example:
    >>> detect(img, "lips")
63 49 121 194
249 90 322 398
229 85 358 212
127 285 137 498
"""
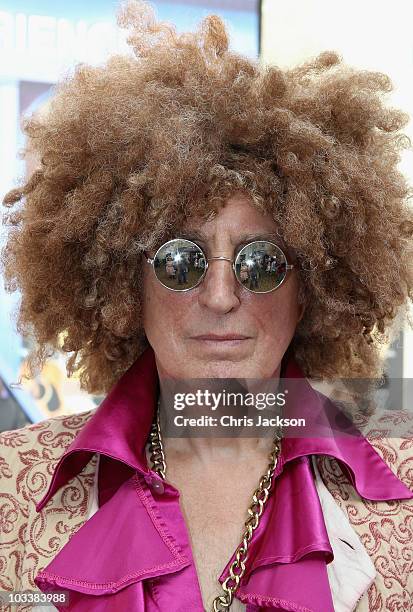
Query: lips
192 334 250 341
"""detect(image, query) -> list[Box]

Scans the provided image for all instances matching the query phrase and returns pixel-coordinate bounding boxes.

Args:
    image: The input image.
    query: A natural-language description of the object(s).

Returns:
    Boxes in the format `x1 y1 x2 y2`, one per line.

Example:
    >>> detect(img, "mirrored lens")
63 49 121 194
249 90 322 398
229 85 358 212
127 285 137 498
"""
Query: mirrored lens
152 239 206 291
235 241 288 293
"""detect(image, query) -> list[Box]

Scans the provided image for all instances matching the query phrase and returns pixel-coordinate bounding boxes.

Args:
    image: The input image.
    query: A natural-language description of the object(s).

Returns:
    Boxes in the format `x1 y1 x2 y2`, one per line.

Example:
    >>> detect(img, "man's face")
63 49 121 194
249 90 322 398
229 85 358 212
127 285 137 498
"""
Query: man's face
142 193 305 379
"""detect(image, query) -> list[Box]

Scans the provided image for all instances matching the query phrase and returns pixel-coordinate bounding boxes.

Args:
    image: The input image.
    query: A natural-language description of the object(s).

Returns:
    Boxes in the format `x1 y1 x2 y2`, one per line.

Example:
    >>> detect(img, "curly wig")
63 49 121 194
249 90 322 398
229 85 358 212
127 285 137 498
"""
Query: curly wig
2 0 413 395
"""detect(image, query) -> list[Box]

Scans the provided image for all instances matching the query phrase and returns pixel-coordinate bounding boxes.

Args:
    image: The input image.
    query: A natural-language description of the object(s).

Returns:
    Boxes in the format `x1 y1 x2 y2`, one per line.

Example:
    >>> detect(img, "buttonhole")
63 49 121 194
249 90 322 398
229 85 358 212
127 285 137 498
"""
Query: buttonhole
338 538 355 550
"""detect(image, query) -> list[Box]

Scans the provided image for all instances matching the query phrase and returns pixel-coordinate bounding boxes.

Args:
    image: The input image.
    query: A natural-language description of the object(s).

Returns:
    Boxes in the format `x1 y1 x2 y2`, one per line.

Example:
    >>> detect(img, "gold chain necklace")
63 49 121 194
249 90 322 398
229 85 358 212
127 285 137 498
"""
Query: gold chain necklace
147 400 282 611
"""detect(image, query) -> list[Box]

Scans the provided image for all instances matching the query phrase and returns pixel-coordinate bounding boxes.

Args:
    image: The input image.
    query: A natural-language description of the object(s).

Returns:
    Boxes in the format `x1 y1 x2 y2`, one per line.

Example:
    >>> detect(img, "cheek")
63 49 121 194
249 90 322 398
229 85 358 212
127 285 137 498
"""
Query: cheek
142 268 152 320
142 270 188 343
142 270 162 336
254 284 301 338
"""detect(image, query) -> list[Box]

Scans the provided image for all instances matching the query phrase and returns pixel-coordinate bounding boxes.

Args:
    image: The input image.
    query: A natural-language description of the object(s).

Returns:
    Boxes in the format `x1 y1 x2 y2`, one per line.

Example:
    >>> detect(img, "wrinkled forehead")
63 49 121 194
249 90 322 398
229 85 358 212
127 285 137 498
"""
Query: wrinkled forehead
178 227 287 250
178 194 289 252
182 193 271 234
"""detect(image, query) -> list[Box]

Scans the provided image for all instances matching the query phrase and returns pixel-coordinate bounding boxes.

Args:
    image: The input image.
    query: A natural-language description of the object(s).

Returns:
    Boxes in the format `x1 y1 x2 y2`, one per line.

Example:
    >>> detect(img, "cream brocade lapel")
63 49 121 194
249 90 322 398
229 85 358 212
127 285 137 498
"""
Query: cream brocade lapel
0 408 412 611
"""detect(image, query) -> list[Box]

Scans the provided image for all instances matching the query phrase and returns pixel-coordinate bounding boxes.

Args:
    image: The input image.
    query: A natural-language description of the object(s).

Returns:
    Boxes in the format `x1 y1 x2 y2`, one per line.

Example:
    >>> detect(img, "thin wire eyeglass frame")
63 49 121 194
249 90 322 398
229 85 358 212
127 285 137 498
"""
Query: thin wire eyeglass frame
144 238 295 294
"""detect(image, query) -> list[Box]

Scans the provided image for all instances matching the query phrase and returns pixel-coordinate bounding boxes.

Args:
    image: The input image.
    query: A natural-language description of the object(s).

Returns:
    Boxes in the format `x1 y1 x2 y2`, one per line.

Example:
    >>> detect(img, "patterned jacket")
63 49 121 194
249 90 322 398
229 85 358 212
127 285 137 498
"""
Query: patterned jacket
0 348 412 611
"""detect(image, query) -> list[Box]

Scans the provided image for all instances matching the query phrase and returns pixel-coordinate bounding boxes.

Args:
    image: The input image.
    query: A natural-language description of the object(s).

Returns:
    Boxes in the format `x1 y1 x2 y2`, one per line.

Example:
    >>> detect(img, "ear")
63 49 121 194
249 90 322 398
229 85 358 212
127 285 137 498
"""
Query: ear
297 302 306 324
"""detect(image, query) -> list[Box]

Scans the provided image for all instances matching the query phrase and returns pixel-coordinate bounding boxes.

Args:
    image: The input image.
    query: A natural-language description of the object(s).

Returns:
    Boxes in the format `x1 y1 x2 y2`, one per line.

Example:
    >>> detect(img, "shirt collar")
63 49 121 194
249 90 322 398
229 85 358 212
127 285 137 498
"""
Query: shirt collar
36 344 412 513
36 345 158 512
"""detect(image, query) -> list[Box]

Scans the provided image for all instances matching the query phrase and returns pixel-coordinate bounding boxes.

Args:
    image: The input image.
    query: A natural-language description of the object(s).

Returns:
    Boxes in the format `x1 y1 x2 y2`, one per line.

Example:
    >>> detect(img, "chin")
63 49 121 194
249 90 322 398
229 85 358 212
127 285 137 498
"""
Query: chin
190 360 258 379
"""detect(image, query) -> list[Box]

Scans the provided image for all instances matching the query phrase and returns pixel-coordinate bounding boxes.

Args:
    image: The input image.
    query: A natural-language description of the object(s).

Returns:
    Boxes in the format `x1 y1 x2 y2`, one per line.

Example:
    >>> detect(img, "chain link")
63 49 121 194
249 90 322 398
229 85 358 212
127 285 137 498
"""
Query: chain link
148 400 166 479
147 400 282 612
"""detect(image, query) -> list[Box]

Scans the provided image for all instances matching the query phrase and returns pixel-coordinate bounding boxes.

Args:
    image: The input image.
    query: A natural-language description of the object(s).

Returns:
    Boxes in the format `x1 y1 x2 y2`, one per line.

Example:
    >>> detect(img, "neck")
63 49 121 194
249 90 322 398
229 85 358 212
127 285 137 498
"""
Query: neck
155 367 282 466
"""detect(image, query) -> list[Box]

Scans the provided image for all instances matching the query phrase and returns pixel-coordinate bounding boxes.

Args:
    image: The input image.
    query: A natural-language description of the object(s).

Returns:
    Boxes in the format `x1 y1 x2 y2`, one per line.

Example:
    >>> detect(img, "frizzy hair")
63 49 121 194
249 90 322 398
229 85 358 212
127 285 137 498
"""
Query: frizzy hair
2 0 413 395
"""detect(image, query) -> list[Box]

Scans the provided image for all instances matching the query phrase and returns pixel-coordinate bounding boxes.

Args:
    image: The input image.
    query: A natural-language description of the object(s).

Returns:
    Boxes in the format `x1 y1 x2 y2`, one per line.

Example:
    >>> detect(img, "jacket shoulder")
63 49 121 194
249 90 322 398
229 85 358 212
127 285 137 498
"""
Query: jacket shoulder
0 409 95 491
0 408 95 447
0 409 96 508
0 409 97 592
317 427 413 611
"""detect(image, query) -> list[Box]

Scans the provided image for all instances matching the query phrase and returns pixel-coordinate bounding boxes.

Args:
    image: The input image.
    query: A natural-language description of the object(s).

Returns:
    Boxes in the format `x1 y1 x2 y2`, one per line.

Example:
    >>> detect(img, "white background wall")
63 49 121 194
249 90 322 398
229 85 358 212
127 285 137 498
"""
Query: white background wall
261 0 413 381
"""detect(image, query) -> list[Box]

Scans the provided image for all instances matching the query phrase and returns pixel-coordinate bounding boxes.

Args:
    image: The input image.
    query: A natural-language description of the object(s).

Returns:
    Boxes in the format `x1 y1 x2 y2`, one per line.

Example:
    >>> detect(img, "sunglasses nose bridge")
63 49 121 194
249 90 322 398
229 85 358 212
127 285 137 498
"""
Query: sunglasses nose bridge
204 255 237 281
207 256 234 263
205 255 237 279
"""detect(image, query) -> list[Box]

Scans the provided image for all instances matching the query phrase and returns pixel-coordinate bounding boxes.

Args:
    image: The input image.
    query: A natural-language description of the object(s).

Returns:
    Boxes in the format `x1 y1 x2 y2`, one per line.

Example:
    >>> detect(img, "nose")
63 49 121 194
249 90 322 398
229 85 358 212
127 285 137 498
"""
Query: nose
197 257 241 314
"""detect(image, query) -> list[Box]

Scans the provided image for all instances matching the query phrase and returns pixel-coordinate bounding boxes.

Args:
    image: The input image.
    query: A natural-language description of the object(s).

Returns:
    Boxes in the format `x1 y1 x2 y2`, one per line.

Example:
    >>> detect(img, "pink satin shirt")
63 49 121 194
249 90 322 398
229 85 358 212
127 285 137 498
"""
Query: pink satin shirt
33 346 413 611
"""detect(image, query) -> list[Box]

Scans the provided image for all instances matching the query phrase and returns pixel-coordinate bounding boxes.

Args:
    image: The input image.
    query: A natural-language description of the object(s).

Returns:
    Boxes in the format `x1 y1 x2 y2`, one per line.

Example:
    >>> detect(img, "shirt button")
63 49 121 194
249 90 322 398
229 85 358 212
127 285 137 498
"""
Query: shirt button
144 473 165 495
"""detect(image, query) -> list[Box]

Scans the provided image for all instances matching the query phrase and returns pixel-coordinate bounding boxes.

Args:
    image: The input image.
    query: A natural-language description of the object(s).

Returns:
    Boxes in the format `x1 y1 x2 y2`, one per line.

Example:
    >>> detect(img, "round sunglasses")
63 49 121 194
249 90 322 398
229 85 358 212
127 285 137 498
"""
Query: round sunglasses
144 238 295 294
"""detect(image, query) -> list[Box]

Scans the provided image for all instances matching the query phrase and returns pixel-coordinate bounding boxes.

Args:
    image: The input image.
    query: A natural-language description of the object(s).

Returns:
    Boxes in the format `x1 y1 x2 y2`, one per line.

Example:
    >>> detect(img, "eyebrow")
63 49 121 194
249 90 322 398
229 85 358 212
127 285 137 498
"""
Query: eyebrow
179 230 285 247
